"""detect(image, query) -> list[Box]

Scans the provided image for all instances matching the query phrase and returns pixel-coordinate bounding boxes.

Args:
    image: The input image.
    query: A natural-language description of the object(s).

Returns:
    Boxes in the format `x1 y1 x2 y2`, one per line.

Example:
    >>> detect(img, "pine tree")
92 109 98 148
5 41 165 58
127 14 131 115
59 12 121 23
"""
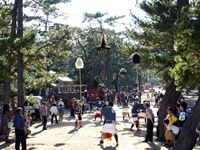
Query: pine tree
171 1 200 149
127 0 188 140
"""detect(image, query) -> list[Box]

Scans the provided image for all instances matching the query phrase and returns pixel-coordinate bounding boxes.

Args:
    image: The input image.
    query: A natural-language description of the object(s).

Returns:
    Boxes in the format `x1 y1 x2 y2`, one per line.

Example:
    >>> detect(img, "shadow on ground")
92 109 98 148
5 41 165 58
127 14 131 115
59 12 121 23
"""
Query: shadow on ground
0 139 14 149
98 144 118 150
28 147 37 150
132 130 146 137
54 142 65 147
33 123 43 129
31 130 44 136
68 128 78 134
145 142 162 150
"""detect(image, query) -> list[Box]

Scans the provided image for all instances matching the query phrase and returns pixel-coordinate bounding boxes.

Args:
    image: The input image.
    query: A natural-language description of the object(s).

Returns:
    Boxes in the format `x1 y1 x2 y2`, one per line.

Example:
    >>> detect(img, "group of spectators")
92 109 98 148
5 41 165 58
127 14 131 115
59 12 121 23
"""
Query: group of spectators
0 106 32 150
163 100 189 147
0 98 66 149
39 99 65 130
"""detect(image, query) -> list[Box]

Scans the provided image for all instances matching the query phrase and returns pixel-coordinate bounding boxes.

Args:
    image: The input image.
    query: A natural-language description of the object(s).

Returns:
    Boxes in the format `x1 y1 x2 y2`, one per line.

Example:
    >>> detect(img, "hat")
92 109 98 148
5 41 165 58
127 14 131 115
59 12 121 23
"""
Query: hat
17 107 22 110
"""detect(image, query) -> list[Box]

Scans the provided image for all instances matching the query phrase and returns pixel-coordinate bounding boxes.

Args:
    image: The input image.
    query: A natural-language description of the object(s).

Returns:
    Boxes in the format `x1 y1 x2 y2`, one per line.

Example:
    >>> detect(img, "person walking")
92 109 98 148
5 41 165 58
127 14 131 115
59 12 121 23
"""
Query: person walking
70 98 76 117
33 102 40 121
50 103 58 124
58 104 64 123
100 101 119 146
40 102 48 130
58 99 65 108
143 102 154 143
130 101 140 130
13 107 26 150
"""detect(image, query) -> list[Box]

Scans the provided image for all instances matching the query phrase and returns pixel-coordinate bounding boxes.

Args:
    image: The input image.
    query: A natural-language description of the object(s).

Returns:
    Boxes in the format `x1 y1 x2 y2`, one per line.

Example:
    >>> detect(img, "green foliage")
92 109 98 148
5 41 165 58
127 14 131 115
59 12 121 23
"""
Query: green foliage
0 3 12 84
126 0 183 82
171 3 200 89
67 13 136 89
0 0 73 96
25 94 38 104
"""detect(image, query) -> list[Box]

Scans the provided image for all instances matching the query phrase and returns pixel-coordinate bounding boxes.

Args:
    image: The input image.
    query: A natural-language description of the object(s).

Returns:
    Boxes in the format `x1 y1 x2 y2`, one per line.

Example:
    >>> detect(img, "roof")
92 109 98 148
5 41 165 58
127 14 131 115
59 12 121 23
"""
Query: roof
58 76 73 82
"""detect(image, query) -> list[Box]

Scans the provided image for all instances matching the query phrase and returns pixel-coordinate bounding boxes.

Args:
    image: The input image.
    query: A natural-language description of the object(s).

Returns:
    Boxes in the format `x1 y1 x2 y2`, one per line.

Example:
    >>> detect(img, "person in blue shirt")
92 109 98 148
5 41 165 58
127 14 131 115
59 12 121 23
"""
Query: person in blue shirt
100 101 118 146
130 101 140 130
13 107 26 150
58 104 64 123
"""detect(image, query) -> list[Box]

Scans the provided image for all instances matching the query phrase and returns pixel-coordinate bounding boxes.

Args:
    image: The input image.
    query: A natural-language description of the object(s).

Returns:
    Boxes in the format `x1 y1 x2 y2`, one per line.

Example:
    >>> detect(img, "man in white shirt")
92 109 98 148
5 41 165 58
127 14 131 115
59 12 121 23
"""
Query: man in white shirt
143 102 154 143
40 102 48 130
50 103 58 124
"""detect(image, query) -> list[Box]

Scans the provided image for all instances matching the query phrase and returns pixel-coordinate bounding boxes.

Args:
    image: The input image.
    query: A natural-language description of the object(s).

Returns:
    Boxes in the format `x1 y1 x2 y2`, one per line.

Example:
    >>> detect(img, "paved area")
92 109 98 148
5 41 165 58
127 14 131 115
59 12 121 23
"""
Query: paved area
1 90 199 150
1 103 170 150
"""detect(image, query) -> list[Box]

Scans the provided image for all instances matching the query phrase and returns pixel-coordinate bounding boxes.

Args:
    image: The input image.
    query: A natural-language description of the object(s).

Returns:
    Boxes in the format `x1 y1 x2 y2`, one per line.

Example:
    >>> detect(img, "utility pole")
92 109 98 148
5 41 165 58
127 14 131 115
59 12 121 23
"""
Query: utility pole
97 34 111 101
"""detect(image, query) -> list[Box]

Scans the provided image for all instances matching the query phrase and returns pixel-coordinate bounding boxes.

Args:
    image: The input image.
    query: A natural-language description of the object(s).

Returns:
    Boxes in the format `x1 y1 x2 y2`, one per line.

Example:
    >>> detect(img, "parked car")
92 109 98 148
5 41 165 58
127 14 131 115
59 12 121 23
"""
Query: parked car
24 96 42 120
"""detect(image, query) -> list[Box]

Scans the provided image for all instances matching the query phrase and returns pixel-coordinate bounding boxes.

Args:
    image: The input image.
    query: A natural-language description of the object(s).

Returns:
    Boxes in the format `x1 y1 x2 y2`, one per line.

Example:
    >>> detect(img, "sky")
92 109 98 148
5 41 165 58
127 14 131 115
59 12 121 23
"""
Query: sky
54 0 146 31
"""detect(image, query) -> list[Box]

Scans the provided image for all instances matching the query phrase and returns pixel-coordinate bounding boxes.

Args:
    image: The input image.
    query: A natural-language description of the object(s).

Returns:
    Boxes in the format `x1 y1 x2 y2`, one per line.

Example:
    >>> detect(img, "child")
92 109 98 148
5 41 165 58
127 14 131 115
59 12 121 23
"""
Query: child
94 107 102 121
75 104 83 128
26 111 32 126
177 102 188 128
166 107 178 125
58 104 64 123
24 118 31 137
164 119 179 146
94 99 103 121
75 113 83 128
122 106 130 120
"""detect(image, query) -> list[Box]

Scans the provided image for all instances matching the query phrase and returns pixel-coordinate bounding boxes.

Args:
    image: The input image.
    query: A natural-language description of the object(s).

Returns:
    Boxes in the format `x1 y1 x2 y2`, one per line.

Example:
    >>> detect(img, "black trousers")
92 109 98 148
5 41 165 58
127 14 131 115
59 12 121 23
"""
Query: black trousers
35 109 41 121
71 108 75 117
15 129 26 150
51 114 58 124
42 116 47 130
145 118 153 142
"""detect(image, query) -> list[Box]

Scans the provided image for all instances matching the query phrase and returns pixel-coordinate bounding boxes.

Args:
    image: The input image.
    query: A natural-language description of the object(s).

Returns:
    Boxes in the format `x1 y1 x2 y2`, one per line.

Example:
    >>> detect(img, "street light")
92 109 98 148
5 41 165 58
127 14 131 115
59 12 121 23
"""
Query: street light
75 58 84 99
97 33 111 100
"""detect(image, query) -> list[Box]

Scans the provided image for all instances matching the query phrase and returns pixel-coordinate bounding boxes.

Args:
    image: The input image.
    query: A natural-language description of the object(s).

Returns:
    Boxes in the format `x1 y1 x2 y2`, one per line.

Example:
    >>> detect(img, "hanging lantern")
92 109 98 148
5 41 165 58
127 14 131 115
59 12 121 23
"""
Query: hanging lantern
119 68 127 75
132 53 140 64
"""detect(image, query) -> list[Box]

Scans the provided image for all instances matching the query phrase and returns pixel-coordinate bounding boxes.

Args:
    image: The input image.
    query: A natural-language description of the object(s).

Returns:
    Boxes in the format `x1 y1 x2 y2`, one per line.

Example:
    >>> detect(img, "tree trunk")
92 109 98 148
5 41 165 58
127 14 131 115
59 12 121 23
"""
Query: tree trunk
17 0 25 108
158 80 181 141
115 73 119 92
3 81 10 105
4 0 18 104
172 94 200 150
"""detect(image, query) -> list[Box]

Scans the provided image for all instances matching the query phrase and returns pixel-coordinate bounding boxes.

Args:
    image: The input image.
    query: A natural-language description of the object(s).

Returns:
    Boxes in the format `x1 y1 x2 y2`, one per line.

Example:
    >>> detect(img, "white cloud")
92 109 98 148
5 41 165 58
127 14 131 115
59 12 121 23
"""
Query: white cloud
55 0 145 31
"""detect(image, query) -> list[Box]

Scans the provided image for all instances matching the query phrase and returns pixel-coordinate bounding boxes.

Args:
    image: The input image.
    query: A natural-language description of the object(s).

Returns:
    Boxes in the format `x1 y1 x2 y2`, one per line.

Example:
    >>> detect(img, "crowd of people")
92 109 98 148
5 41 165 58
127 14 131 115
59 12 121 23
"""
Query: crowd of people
0 98 66 149
162 100 190 147
0 88 200 149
